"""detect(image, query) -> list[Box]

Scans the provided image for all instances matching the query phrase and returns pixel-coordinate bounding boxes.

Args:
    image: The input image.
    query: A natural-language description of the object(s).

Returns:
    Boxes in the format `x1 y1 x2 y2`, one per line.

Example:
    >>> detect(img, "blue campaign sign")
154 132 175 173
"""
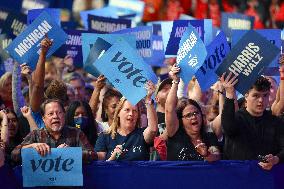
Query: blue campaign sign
0 10 27 39
215 30 280 95
113 26 153 64
53 29 84 68
21 0 50 14
80 6 118 29
221 12 254 40
165 20 204 56
151 35 165 67
88 14 131 34
160 21 173 56
6 11 68 70
21 147 83 187
81 33 136 77
109 0 145 23
94 37 158 105
232 29 281 70
195 31 230 91
27 8 61 26
177 24 207 85
0 34 14 76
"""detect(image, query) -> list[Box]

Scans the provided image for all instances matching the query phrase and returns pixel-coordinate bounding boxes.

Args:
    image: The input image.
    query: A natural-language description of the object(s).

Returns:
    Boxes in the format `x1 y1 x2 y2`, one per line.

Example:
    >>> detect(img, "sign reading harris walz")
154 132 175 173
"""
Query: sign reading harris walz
216 30 280 95
21 147 83 187
5 11 68 70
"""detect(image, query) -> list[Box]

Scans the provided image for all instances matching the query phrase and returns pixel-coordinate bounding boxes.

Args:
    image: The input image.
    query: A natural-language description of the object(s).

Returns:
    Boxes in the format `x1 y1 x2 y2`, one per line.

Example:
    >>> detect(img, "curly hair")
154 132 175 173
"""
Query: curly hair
44 80 68 103
250 76 271 92
101 88 122 122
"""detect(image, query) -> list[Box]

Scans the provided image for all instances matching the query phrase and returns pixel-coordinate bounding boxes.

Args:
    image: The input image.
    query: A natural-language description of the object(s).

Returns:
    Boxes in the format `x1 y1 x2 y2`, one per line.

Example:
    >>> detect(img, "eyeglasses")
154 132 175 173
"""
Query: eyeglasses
182 111 200 119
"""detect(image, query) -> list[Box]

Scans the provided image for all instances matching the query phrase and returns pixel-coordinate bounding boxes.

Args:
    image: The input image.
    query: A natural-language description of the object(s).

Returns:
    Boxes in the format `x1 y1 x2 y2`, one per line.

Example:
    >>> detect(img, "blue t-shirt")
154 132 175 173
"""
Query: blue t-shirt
95 128 150 161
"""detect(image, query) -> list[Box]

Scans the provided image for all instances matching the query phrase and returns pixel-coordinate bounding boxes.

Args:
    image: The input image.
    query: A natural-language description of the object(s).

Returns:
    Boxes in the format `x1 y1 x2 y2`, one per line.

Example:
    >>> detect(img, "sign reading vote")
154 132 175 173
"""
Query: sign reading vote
195 31 230 91
232 29 281 73
21 147 83 187
177 24 207 85
27 8 61 26
113 26 153 64
216 30 280 95
88 15 131 34
94 37 158 105
6 11 68 70
81 33 136 78
221 12 254 40
165 20 204 56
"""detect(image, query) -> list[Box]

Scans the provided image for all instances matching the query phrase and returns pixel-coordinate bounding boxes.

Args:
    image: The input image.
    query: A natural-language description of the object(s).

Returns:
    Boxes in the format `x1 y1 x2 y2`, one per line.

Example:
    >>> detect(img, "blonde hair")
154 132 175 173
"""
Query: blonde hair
0 72 12 90
107 97 141 139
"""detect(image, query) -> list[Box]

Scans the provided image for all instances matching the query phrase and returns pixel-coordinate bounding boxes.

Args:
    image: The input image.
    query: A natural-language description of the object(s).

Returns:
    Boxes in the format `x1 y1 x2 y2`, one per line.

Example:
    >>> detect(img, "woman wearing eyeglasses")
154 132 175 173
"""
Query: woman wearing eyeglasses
165 64 221 161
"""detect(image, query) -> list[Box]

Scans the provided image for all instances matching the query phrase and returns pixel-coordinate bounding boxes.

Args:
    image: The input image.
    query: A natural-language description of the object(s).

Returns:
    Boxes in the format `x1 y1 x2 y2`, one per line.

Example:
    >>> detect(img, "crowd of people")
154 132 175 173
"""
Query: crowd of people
0 35 283 173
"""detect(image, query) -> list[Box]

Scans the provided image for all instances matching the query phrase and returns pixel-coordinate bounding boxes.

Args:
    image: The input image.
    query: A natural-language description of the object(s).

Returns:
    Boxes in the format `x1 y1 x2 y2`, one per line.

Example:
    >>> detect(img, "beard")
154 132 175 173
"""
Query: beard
49 124 64 132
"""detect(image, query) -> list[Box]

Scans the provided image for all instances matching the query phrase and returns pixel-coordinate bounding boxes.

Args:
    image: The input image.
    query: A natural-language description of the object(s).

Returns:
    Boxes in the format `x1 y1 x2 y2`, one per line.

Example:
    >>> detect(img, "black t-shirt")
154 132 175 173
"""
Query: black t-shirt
157 112 166 136
95 128 151 161
167 126 219 161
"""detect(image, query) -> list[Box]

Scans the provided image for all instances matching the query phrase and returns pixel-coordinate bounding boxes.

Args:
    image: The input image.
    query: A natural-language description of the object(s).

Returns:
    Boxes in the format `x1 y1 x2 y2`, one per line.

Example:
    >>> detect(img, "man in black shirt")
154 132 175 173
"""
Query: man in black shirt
221 73 284 170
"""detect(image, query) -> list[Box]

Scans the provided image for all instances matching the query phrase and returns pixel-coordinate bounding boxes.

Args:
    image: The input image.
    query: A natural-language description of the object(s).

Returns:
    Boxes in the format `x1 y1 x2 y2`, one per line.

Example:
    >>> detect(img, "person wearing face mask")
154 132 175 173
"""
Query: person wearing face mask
65 101 98 147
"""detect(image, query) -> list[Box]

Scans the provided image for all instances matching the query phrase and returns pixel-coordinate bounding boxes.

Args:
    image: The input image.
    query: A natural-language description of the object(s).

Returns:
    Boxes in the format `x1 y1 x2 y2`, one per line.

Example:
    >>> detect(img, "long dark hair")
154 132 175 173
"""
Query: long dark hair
65 101 98 146
176 98 206 138
101 89 122 122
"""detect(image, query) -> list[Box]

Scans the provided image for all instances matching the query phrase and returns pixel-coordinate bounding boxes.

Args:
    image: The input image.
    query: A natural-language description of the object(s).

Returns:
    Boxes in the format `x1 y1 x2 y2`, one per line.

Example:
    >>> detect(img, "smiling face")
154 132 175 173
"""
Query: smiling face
43 101 65 133
118 101 138 130
182 104 203 136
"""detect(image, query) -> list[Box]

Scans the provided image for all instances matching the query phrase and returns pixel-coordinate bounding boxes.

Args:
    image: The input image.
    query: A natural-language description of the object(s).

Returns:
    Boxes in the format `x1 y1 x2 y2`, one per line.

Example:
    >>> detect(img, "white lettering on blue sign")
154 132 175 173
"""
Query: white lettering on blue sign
177 31 197 65
91 20 128 33
228 42 262 77
228 18 251 30
66 35 81 46
14 20 52 57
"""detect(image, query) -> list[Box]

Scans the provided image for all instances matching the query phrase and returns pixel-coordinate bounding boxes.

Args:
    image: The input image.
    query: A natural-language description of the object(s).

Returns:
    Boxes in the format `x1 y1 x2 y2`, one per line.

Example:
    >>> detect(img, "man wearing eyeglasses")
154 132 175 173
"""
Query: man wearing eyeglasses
11 99 97 164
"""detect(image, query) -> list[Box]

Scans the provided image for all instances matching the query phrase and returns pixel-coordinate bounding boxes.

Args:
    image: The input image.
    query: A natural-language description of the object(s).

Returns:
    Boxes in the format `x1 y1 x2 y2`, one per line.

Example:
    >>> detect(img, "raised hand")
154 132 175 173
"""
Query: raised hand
169 63 180 82
220 72 238 99
144 80 156 100
20 106 32 119
94 75 106 91
40 35 53 55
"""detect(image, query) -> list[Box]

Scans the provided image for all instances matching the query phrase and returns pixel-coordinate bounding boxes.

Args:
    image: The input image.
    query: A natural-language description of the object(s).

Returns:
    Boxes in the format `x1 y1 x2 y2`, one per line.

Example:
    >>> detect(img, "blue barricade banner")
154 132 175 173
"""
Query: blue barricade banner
21 0 50 14
232 29 281 75
113 26 153 64
165 20 205 56
10 161 284 189
216 30 280 95
221 12 254 40
6 11 68 70
0 10 27 39
177 24 207 85
27 8 61 26
94 37 158 105
196 31 230 91
21 147 83 187
88 14 131 34
109 0 145 23
53 29 84 68
81 33 136 77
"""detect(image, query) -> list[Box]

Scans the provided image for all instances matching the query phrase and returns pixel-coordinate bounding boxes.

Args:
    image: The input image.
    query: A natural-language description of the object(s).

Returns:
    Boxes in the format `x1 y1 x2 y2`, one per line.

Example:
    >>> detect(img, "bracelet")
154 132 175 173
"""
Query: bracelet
217 90 225 95
1 124 8 127
172 80 179 84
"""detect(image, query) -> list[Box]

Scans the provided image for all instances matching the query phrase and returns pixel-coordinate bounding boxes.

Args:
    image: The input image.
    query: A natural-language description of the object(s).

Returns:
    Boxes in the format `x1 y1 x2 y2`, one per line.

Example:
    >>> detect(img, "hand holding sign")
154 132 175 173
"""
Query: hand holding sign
22 143 51 157
145 80 156 101
169 63 181 82
220 72 238 99
41 35 53 55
